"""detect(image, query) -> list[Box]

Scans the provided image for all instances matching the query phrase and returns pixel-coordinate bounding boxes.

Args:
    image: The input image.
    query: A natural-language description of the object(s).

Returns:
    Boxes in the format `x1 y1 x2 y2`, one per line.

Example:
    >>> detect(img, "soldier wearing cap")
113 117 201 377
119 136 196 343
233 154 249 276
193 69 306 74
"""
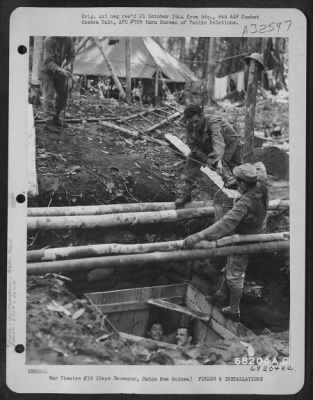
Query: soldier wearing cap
175 104 243 207
183 163 269 321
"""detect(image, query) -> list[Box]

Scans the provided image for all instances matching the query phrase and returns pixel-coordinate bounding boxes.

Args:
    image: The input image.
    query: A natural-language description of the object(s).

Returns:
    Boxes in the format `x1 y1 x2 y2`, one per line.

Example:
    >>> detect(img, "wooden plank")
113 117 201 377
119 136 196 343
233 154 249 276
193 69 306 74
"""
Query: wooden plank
95 296 184 314
120 332 178 350
164 133 239 199
209 318 238 341
85 283 187 305
185 284 213 314
193 319 222 345
147 298 211 322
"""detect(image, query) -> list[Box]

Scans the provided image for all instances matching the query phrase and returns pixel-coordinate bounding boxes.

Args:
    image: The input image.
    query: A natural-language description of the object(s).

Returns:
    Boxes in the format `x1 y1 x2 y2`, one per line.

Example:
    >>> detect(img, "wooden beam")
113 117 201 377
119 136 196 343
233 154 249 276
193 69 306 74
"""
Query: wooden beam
27 241 289 275
27 207 216 231
98 120 139 138
95 296 184 314
120 332 178 350
147 298 211 321
27 232 289 262
144 112 182 133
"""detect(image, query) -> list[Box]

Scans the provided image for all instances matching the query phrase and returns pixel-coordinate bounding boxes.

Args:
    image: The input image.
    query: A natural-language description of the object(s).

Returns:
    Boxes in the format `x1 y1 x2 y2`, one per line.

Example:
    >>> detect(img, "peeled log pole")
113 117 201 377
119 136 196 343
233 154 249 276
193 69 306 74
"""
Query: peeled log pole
98 121 139 138
27 241 289 275
27 232 289 262
144 112 181 133
27 207 215 231
27 199 289 217
27 200 214 217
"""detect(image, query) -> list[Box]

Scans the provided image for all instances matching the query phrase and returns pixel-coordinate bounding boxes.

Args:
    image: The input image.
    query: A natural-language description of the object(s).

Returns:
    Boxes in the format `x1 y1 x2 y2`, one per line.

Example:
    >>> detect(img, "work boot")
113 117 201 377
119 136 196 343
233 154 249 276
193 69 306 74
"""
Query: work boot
44 118 61 133
175 182 192 208
53 115 69 128
222 286 242 321
221 306 240 322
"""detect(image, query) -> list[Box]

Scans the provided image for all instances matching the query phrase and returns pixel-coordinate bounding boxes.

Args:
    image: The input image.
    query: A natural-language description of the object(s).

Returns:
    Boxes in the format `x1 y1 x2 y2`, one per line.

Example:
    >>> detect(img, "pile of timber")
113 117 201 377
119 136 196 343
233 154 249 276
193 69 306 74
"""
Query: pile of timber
27 199 289 231
27 232 289 275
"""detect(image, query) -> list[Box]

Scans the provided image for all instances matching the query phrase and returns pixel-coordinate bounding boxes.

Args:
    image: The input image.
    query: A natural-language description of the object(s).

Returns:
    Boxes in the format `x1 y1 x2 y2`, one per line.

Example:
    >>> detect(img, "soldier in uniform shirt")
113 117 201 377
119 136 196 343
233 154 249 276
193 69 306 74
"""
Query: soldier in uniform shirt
183 163 269 321
176 104 243 207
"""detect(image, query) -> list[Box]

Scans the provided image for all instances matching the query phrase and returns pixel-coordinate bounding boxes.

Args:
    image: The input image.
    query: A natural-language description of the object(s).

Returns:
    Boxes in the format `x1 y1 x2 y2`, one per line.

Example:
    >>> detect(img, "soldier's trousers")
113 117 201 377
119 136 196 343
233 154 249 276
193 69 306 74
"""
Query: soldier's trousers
225 254 249 290
40 72 68 119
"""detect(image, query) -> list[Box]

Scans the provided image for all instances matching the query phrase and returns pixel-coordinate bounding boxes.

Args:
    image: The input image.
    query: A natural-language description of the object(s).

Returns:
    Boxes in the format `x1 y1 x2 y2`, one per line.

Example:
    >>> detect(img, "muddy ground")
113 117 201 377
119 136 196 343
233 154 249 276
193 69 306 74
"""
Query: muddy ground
27 94 290 365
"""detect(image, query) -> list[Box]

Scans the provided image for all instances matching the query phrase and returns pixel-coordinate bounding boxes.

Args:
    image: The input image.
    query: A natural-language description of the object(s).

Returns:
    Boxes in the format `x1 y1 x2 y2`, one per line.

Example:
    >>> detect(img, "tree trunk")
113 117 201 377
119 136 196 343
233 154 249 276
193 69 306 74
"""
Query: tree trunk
207 37 218 105
244 59 261 160
27 241 289 275
125 38 132 103
27 232 289 262
31 37 43 84
93 37 126 99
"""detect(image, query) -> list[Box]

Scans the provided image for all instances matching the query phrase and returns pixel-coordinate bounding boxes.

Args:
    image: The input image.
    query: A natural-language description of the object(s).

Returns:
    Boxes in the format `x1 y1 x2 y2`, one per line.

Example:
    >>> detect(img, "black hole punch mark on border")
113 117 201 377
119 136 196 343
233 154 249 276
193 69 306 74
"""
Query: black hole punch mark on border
18 45 27 55
15 344 25 353
16 194 25 204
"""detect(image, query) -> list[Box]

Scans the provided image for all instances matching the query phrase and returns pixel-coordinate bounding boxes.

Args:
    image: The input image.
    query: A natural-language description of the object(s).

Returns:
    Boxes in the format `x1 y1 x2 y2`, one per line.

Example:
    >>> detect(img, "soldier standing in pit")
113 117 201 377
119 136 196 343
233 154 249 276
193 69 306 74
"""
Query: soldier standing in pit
39 36 75 133
183 163 269 321
175 104 243 207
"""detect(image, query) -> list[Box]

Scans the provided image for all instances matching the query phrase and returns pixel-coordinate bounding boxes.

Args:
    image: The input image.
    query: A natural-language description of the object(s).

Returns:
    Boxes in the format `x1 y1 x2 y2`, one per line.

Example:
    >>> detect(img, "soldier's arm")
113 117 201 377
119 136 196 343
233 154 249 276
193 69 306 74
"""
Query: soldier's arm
197 199 249 241
208 122 225 162
186 132 208 164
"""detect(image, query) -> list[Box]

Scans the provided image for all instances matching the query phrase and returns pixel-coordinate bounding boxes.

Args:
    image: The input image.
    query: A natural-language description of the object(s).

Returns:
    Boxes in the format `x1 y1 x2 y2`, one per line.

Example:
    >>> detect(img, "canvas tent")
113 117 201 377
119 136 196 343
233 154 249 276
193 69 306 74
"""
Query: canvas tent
74 37 198 83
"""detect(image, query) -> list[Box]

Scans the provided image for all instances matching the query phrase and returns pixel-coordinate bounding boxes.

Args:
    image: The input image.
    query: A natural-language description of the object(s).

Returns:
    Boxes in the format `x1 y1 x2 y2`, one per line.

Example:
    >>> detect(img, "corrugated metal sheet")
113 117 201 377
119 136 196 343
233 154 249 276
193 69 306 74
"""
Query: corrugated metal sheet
74 37 198 82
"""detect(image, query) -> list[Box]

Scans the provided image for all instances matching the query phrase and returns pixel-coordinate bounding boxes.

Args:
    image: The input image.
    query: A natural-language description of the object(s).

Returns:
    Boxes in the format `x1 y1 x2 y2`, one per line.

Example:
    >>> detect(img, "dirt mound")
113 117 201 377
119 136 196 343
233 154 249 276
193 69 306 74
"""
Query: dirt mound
252 147 289 180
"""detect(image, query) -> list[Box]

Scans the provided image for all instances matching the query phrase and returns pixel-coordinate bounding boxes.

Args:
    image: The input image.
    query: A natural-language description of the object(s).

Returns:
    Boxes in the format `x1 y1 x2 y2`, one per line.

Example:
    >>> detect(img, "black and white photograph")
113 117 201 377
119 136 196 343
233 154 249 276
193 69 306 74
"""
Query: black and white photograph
7 7 306 395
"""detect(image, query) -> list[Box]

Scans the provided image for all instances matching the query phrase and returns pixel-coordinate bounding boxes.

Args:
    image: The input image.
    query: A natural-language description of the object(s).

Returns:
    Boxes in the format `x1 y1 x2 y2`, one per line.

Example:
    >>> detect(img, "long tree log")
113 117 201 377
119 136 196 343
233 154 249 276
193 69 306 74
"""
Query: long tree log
27 200 214 217
27 241 289 274
144 112 182 133
27 199 288 217
27 232 289 262
27 207 216 231
98 121 139 138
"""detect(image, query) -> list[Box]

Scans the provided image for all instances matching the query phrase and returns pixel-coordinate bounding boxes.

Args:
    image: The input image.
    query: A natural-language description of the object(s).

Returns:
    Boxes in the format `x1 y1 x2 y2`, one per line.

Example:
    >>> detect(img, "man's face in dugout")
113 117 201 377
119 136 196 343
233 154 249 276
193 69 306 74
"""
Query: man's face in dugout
187 114 202 132
149 323 164 341
176 328 192 347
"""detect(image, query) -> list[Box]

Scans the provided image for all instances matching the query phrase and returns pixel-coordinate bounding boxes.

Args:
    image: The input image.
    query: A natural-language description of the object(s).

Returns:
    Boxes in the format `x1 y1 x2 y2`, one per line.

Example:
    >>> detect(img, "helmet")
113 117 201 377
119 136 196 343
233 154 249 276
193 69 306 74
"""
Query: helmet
244 53 265 69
